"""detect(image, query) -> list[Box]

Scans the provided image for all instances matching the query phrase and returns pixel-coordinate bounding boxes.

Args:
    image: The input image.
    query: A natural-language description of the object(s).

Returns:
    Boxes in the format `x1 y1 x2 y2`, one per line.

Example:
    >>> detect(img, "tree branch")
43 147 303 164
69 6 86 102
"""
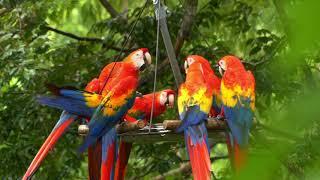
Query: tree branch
0 8 9 17
45 26 103 42
154 156 228 180
174 0 198 56
139 0 198 87
98 0 119 18
154 162 191 180
45 26 134 52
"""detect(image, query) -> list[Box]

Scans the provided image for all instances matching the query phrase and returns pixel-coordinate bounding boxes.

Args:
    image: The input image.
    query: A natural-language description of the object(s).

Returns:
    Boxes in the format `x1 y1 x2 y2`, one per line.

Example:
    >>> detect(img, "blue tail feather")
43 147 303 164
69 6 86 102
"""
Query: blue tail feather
52 111 77 132
101 128 118 180
185 123 210 153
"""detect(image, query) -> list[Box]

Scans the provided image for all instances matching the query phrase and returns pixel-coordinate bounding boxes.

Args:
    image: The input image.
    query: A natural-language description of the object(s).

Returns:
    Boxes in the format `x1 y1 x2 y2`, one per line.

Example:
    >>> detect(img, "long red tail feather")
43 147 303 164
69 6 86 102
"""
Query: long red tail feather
23 117 74 180
186 136 211 180
115 141 133 180
88 139 102 180
226 133 235 171
101 142 116 180
234 140 247 173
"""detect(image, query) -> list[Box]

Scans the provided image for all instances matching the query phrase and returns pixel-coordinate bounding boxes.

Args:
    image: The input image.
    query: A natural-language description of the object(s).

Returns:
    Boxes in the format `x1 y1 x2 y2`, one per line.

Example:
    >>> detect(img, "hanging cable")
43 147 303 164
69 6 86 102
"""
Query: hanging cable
99 0 150 94
148 0 161 133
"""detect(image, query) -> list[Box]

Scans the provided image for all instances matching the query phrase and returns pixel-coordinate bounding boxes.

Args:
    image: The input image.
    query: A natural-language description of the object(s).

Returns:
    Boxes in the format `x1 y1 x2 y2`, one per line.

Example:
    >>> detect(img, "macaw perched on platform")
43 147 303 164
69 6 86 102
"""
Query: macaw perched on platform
114 89 175 180
218 55 255 172
177 55 218 180
37 48 151 180
22 78 100 180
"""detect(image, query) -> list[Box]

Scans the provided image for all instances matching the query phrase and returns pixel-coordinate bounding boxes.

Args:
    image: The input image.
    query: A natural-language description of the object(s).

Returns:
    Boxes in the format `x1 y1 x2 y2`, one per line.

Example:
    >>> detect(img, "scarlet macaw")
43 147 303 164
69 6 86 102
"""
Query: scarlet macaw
22 78 101 180
37 48 151 179
218 55 255 172
177 55 218 180
114 89 175 180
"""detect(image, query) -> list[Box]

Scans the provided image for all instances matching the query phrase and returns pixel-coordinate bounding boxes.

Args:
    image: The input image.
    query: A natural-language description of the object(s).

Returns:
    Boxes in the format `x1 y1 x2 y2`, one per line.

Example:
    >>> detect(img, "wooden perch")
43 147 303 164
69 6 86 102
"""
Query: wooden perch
118 119 227 143
116 120 146 133
79 118 228 143
78 121 146 136
163 118 227 130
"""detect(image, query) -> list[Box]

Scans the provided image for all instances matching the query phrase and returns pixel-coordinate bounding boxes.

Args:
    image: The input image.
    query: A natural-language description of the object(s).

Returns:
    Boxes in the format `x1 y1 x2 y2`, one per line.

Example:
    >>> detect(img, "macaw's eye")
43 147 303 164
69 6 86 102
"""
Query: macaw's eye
187 57 194 65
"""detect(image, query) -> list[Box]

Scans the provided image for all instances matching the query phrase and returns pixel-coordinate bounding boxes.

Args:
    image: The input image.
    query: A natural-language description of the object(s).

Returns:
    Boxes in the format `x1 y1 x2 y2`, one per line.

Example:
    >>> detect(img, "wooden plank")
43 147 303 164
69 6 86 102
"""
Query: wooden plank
163 119 227 130
118 119 227 143
79 119 228 143
119 131 226 143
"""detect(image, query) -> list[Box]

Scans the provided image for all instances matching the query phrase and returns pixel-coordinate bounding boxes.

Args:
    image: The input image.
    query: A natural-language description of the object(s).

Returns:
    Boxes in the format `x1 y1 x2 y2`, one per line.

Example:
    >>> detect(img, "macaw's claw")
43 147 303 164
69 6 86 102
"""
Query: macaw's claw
215 114 225 121
136 91 143 97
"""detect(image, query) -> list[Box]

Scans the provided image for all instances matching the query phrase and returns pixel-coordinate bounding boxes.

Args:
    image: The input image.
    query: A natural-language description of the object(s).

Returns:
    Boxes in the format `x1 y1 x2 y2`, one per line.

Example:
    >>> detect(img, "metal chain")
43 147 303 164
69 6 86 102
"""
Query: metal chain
99 0 150 94
148 0 161 133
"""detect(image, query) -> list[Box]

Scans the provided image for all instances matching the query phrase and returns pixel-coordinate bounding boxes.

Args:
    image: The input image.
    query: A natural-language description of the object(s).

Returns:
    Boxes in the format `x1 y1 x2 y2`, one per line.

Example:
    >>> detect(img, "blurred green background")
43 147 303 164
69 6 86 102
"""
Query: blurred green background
1 0 320 179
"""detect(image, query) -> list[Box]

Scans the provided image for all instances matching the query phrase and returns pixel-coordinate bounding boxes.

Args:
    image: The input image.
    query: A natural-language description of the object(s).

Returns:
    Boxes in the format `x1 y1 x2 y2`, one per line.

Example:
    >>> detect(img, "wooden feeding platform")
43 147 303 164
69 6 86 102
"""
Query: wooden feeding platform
115 118 228 143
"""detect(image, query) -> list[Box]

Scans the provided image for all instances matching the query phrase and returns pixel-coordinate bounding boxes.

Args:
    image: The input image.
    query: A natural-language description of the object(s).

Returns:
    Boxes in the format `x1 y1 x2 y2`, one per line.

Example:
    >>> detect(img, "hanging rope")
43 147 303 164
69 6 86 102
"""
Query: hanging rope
148 0 161 133
99 0 150 94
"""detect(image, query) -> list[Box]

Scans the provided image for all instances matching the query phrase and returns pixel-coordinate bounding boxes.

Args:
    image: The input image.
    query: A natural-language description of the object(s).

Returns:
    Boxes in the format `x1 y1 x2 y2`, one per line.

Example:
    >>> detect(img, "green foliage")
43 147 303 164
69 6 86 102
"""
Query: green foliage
1 0 320 179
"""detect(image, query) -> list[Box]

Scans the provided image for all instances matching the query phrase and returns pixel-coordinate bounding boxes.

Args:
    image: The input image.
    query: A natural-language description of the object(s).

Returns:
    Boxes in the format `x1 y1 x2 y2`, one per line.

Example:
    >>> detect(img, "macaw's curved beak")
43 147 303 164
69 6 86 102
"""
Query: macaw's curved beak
140 48 152 65
219 66 224 76
167 94 175 108
139 48 151 71
144 51 152 65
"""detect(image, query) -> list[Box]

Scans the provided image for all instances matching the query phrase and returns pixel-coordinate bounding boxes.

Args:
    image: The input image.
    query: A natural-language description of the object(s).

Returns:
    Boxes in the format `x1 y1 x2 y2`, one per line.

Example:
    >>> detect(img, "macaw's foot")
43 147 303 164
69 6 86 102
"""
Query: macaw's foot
136 91 143 97
216 114 225 121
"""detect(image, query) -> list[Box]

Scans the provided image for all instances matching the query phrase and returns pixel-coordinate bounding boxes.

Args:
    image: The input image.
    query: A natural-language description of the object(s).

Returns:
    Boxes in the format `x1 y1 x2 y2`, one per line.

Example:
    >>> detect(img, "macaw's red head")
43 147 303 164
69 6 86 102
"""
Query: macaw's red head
217 55 245 75
183 55 212 74
123 48 152 71
158 89 175 108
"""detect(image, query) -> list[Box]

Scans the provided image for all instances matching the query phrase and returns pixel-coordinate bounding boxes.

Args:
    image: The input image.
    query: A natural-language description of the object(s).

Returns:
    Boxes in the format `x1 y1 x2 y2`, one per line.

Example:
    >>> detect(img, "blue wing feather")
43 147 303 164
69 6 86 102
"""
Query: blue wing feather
177 105 208 133
224 97 253 147
78 96 135 152
37 96 94 117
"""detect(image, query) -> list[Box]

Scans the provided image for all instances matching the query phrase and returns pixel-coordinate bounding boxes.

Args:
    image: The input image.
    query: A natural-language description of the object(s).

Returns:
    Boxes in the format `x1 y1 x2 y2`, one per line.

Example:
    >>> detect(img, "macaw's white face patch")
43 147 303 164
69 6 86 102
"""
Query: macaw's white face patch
132 50 152 70
218 59 226 75
132 50 145 69
159 91 167 106
184 57 195 74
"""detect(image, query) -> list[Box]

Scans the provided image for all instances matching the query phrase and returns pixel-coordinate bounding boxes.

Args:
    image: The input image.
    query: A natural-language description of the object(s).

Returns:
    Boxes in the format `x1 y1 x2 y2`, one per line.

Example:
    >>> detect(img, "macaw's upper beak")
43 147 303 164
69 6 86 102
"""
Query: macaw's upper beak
141 48 152 65
139 48 151 71
218 66 224 76
167 94 175 108
144 51 152 65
